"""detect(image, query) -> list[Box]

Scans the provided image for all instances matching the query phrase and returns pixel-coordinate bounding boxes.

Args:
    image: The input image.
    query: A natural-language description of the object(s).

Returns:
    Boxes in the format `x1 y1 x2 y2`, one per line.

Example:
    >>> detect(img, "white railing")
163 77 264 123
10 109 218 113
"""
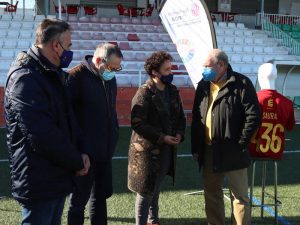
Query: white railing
211 13 257 28
256 13 300 27
257 13 300 56
118 69 189 87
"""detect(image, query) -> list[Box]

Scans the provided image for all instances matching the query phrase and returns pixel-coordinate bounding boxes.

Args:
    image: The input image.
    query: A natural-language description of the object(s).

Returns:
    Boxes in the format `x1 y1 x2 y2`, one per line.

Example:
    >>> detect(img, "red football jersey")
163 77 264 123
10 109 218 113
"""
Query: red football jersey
249 90 295 160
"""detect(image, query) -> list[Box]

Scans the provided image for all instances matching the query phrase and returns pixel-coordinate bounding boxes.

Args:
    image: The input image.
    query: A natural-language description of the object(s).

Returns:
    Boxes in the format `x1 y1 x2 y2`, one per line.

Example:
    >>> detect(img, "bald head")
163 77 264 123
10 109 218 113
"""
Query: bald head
202 49 229 82
204 49 229 66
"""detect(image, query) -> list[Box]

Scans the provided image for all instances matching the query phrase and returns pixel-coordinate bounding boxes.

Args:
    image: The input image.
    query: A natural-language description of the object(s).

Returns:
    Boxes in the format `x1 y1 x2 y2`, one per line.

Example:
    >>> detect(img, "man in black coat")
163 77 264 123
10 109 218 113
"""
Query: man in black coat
66 43 123 225
5 19 90 225
191 49 261 225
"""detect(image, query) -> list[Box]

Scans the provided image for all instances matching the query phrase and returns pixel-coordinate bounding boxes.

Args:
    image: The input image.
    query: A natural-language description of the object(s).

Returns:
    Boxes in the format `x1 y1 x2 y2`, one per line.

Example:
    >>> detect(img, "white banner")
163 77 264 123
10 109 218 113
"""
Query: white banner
159 0 217 88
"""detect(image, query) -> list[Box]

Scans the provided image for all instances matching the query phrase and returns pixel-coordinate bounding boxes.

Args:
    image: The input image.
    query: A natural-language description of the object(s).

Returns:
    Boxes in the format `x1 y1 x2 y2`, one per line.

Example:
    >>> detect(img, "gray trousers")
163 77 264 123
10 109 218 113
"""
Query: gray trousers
135 147 173 225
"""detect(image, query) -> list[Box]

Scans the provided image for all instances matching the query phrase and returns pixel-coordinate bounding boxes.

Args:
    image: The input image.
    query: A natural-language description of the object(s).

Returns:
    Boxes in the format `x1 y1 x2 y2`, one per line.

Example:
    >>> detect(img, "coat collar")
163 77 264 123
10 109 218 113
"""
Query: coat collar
28 45 60 73
27 45 67 84
216 65 237 99
81 55 98 76
145 78 178 95
144 79 179 135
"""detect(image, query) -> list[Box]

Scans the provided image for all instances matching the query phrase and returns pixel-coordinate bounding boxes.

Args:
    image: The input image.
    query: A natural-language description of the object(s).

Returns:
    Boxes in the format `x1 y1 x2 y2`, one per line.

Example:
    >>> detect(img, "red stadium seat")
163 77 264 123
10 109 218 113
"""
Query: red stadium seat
172 64 182 75
67 5 79 15
84 6 97 15
117 4 129 16
141 6 154 17
119 42 132 50
128 8 139 17
109 41 118 46
53 1 66 13
5 1 19 13
127 34 140 41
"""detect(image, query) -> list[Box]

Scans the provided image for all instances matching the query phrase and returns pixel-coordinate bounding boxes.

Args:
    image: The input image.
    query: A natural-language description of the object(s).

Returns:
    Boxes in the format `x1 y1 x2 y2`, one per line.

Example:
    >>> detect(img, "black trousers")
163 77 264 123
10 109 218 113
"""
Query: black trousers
68 160 112 225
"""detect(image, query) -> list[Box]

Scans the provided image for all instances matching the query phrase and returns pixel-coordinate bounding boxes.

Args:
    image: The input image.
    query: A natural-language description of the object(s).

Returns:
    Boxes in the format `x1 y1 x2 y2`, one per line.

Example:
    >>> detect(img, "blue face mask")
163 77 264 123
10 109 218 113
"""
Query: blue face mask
101 70 116 81
202 67 217 81
160 74 173 84
59 43 73 68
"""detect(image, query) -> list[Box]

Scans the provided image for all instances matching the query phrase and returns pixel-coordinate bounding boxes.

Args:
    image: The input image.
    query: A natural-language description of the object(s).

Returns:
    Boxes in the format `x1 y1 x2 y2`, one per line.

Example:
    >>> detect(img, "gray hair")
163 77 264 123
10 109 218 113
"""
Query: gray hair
35 19 71 45
94 43 123 62
208 49 229 65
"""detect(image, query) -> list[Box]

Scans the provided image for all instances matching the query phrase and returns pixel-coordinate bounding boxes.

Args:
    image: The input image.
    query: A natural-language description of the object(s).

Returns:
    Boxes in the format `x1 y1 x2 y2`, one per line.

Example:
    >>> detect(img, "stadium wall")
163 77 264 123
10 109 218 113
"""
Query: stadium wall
0 87 195 127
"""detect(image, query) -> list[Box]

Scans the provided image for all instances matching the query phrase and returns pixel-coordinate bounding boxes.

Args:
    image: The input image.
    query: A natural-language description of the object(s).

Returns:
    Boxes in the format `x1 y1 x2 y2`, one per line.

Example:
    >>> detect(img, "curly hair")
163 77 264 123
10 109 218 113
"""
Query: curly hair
144 51 173 76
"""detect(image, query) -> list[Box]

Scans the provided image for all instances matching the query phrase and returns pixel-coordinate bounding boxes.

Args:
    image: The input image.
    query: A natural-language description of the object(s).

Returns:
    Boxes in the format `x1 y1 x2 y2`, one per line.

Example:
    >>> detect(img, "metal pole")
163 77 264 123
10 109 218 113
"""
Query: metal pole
23 0 25 16
261 0 264 14
58 0 62 19
274 161 278 225
139 71 141 86
261 161 267 218
282 65 295 96
35 0 37 16
44 0 48 17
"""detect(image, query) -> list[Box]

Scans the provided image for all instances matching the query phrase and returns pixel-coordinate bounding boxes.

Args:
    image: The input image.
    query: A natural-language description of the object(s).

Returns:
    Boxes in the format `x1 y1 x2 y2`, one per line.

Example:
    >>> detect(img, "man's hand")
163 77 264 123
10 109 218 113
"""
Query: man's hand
175 134 182 143
75 154 90 176
192 153 199 162
163 135 180 145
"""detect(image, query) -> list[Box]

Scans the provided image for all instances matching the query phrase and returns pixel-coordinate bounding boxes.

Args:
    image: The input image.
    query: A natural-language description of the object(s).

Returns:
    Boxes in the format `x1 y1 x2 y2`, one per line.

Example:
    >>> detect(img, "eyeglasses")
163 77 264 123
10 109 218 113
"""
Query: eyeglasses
102 59 122 72
106 64 122 72
58 42 68 51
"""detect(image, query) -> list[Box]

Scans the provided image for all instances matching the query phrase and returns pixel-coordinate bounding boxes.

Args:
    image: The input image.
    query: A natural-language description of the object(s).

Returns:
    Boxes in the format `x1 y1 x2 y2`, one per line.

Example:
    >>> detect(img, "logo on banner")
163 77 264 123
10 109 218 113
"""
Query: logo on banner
176 39 195 63
191 3 200 17
160 0 216 87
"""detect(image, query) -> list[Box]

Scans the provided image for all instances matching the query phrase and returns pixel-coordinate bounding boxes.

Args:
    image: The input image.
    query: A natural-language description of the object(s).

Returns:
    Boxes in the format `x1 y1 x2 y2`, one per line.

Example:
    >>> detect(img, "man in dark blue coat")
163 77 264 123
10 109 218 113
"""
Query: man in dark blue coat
5 19 90 225
67 43 123 225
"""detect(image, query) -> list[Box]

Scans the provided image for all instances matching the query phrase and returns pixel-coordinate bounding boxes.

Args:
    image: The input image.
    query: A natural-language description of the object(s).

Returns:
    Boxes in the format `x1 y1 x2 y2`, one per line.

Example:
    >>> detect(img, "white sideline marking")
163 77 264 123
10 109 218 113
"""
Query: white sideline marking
1 151 300 162
113 150 300 160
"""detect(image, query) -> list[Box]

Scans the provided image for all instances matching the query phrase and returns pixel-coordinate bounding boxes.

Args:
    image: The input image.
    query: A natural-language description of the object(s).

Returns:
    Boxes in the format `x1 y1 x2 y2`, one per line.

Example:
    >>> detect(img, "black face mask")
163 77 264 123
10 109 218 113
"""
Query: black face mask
58 42 73 68
160 74 174 84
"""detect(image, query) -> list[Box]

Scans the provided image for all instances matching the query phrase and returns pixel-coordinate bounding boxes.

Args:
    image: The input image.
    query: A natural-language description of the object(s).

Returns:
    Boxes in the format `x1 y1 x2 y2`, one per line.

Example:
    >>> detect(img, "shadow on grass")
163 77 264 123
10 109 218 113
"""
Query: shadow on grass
0 196 299 225
1 126 300 194
107 216 300 225
1 155 300 195
251 216 300 225
107 217 206 225
112 155 300 194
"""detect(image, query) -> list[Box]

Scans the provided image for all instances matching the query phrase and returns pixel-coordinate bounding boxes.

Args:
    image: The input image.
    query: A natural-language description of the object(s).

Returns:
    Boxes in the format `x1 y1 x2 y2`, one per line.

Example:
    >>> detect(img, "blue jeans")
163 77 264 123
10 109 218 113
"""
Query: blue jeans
21 196 66 225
